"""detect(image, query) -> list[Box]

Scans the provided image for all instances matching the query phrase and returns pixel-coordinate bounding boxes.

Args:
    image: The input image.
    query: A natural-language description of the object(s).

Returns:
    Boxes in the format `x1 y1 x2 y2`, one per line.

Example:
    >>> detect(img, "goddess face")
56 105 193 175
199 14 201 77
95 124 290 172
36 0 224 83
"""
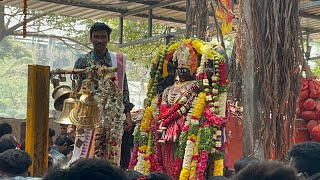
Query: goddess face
177 68 194 82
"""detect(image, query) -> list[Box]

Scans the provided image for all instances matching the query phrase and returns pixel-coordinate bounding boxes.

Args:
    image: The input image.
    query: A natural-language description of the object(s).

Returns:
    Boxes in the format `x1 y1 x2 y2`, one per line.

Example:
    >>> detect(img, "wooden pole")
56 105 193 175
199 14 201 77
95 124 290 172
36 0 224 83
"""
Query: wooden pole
26 65 50 177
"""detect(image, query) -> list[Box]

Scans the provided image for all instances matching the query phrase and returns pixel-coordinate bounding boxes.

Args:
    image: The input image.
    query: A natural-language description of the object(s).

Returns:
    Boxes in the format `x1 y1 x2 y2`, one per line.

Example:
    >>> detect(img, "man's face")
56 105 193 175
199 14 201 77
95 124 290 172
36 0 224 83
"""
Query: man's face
91 30 109 52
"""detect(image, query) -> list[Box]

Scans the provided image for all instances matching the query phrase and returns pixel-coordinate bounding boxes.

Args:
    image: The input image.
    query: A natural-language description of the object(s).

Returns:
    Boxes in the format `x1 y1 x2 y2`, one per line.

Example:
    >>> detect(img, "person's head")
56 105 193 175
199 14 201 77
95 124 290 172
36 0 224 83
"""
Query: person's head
0 134 18 153
145 172 172 180
234 156 261 173
44 158 128 180
208 176 227 180
0 149 32 177
90 22 112 53
54 134 74 156
231 161 298 180
0 123 12 138
288 141 320 177
48 128 56 149
126 170 143 180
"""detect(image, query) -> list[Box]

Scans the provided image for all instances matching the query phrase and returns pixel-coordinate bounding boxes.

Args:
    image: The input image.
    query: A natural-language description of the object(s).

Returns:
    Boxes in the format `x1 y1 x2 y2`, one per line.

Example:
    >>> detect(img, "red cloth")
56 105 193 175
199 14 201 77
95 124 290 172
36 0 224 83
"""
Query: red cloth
309 77 320 98
303 98 316 111
161 142 175 178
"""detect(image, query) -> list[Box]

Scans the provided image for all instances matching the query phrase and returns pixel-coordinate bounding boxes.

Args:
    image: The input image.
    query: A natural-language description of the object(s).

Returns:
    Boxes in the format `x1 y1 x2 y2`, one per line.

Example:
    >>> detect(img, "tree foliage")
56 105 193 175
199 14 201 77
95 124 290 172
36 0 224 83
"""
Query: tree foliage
0 37 36 118
0 5 177 118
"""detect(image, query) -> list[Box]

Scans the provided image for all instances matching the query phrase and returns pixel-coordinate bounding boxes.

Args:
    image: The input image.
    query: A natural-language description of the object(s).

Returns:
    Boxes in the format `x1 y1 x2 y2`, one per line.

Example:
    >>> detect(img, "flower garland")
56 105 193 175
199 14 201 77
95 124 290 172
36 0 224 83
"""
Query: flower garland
179 92 206 180
189 130 201 179
132 39 229 179
23 0 27 37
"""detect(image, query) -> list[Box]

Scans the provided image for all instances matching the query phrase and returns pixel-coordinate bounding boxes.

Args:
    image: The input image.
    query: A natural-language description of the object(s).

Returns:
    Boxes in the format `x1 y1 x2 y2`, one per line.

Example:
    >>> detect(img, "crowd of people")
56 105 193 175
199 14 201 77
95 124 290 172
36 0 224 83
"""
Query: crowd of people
1 122 320 180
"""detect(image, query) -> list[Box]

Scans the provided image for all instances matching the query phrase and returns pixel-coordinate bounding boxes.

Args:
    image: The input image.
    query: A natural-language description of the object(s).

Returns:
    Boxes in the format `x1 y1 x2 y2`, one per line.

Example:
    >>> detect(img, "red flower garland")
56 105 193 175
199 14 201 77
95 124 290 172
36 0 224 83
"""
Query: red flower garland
160 104 183 127
128 145 139 169
23 0 28 38
196 151 209 180
203 107 225 126
172 158 183 179
219 62 227 86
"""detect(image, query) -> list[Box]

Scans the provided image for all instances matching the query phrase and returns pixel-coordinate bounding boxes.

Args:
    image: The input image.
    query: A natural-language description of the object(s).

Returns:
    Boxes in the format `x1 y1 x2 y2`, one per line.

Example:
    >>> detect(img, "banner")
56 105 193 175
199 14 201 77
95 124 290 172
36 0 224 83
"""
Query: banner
215 0 233 36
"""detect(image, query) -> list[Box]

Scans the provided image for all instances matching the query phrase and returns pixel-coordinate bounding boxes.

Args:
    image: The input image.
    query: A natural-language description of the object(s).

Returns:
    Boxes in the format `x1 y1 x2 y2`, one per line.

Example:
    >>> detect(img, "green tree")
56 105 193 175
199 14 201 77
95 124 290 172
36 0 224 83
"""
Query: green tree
0 37 35 118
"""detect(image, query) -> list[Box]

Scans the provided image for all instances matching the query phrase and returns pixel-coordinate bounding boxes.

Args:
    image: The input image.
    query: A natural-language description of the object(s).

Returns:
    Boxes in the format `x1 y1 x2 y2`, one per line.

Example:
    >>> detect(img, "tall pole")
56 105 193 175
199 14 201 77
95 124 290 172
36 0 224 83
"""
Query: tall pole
26 65 50 177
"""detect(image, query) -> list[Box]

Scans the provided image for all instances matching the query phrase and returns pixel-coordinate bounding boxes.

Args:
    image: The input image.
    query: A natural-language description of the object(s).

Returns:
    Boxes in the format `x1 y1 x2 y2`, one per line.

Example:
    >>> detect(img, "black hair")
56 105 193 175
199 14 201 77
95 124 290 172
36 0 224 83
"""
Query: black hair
42 164 69 180
54 134 73 146
44 158 128 180
287 141 320 176
126 170 143 180
208 176 227 180
145 172 173 180
49 128 56 138
90 22 112 39
0 149 32 176
231 161 298 180
0 134 18 153
0 123 12 138
234 157 261 173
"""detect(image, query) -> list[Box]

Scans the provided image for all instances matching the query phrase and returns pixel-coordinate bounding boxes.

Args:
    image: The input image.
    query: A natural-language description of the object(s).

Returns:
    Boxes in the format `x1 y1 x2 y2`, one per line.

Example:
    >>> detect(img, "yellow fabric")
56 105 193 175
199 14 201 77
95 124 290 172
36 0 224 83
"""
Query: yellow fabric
215 0 233 35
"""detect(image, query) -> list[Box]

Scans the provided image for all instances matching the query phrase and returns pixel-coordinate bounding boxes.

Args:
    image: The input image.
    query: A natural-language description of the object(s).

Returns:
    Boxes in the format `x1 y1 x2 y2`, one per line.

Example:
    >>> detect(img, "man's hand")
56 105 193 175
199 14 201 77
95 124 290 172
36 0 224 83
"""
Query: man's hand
124 112 133 132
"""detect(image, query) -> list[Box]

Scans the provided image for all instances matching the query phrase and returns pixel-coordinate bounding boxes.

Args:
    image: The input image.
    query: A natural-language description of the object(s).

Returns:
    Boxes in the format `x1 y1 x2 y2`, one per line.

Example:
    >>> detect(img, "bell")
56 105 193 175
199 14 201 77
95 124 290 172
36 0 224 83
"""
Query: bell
78 78 98 95
52 85 72 111
54 98 79 125
69 93 100 128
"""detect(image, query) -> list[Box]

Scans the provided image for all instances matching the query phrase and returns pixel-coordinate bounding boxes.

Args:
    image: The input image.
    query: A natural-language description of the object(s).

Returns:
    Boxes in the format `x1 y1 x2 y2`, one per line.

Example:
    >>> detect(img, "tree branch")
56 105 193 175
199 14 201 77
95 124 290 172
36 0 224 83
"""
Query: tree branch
7 13 48 34
12 31 92 50
5 8 23 29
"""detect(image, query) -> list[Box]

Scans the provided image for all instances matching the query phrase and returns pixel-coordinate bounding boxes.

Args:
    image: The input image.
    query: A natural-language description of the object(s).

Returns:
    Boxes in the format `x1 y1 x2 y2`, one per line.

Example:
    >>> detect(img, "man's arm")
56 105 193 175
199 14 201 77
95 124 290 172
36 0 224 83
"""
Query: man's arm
123 74 134 131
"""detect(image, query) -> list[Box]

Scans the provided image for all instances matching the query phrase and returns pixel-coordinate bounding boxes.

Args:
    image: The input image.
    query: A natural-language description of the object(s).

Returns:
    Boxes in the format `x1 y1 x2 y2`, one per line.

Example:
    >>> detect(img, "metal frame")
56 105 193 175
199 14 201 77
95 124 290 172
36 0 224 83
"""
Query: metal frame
118 0 185 47
38 0 185 24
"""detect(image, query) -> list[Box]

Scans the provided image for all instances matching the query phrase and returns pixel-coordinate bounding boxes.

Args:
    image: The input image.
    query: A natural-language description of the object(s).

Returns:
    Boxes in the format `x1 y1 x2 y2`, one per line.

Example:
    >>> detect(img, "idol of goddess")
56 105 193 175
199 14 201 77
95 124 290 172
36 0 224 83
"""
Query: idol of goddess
130 40 229 180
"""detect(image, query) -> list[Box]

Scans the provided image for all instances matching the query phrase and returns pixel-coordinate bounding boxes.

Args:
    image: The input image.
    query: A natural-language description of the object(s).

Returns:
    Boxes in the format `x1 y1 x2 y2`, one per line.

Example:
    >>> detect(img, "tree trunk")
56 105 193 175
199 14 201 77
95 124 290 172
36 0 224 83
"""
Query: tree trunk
237 0 259 157
185 0 208 40
237 0 302 160
0 5 6 42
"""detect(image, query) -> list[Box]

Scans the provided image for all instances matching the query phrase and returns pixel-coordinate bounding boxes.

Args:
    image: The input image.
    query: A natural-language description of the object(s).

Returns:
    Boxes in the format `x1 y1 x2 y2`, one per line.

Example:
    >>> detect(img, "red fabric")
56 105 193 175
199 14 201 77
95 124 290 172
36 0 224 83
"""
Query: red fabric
302 111 319 120
298 101 305 111
303 98 316 111
161 142 175 178
301 78 309 91
116 53 124 91
309 77 320 98
299 89 309 102
307 120 318 132
311 124 320 142
316 104 320 117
